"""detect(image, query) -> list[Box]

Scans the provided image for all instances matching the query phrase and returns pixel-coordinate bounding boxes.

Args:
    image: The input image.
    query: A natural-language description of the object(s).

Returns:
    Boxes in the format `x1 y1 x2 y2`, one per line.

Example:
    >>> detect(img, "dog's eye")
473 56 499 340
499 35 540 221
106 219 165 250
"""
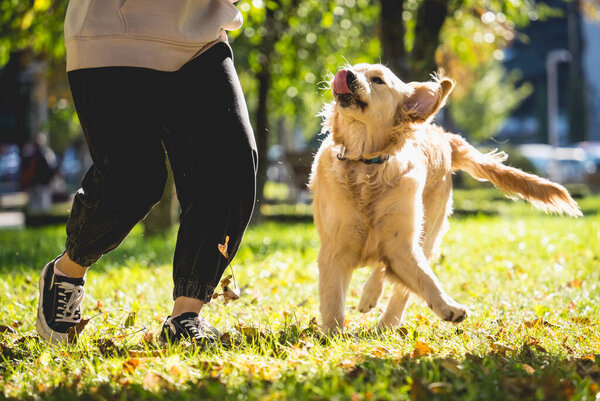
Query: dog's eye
371 76 385 85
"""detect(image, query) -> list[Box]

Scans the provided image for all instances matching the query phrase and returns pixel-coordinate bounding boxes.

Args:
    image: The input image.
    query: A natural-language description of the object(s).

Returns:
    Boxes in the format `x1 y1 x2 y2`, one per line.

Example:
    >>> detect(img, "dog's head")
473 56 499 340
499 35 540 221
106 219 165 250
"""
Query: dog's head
325 63 454 152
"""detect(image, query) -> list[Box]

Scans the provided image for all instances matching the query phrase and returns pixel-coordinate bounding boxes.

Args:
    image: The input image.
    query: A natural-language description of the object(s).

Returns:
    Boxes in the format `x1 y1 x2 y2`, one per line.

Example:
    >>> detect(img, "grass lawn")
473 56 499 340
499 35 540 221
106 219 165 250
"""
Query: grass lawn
1 193 599 400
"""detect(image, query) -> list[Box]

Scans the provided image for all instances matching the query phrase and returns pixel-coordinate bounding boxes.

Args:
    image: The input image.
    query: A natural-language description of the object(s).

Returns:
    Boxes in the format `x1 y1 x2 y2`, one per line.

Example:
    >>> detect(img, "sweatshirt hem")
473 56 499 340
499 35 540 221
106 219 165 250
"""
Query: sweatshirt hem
66 36 230 72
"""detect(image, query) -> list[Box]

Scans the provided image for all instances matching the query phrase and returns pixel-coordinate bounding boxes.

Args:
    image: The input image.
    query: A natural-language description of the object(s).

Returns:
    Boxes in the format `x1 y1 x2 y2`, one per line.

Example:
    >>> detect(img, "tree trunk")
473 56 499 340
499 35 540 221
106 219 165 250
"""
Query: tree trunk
411 0 451 81
142 156 177 236
379 0 408 78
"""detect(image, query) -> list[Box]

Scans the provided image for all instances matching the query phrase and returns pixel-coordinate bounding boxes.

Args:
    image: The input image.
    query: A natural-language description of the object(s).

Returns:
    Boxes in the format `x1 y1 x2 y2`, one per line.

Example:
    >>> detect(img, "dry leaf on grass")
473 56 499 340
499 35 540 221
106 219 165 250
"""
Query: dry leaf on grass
0 325 15 334
412 341 435 358
523 318 556 328
67 318 90 343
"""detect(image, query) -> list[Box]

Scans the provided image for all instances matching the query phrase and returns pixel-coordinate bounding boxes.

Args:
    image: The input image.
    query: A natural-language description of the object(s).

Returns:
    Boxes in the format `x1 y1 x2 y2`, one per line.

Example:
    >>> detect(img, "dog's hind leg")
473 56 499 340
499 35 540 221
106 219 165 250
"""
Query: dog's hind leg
358 264 386 313
378 282 410 329
318 247 358 334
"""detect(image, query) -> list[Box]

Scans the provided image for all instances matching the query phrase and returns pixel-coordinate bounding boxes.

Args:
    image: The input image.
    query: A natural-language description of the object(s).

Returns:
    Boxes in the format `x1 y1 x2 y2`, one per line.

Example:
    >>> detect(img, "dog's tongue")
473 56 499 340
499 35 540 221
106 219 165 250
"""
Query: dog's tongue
333 70 351 94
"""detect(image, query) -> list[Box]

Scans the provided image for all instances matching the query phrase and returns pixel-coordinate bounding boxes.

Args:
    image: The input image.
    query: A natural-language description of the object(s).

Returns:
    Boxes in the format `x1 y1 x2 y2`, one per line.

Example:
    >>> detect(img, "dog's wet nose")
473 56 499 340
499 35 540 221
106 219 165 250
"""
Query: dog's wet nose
345 70 356 85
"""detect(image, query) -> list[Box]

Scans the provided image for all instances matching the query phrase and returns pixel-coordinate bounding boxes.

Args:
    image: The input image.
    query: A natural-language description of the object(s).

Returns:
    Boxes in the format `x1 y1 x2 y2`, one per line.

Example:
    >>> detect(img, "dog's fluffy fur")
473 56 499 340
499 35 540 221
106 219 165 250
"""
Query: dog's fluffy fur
309 63 581 333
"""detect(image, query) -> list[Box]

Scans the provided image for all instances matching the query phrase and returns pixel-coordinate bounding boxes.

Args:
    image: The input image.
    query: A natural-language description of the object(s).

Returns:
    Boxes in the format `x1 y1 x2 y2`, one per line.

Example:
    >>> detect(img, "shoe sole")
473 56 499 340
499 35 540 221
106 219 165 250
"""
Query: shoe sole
36 262 68 345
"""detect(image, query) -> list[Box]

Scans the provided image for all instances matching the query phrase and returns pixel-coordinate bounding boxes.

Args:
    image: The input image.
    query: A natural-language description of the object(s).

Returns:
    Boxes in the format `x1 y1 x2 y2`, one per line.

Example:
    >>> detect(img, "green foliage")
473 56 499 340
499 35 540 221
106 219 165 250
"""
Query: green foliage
0 0 67 65
450 63 533 142
231 0 380 139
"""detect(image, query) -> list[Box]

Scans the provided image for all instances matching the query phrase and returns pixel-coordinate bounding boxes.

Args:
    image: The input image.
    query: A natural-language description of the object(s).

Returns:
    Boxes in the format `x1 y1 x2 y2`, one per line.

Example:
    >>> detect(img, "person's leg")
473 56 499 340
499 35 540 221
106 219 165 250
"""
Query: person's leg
64 67 168 269
36 66 168 343
161 43 257 319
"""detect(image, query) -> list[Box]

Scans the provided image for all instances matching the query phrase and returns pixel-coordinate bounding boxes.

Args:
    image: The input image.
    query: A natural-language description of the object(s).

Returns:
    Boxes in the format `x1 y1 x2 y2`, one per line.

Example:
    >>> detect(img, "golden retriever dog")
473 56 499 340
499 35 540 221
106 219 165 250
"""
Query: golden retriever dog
309 63 581 334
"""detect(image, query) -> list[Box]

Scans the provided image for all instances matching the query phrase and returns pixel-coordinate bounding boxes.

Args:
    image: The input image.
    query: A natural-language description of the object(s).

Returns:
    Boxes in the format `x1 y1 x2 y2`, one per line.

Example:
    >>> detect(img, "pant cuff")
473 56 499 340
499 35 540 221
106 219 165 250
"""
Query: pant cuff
65 239 101 268
173 279 215 303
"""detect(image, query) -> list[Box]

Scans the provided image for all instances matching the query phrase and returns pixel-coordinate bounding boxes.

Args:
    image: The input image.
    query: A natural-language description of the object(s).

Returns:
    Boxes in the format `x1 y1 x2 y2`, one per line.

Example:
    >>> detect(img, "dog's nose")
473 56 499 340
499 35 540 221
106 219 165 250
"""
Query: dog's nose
345 70 356 86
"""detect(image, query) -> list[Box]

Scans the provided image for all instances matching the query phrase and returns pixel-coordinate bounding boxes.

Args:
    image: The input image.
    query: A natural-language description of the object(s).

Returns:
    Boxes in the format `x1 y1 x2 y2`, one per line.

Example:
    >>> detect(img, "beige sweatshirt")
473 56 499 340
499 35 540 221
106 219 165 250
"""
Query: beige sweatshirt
64 0 243 72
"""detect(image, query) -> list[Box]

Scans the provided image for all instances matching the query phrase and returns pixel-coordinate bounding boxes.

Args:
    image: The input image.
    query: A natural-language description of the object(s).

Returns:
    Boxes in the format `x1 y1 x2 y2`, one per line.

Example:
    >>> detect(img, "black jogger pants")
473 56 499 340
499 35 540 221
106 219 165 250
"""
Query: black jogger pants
65 43 257 302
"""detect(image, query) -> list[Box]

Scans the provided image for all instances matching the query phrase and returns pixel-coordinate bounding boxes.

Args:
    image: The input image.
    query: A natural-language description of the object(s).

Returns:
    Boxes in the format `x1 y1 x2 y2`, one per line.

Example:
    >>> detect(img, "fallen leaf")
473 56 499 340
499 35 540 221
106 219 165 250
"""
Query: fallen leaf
218 236 230 259
67 318 90 343
571 316 592 325
412 341 435 358
123 358 141 373
396 327 410 337
95 338 118 356
235 322 260 338
524 318 555 328
220 332 231 343
490 342 514 355
0 325 15 334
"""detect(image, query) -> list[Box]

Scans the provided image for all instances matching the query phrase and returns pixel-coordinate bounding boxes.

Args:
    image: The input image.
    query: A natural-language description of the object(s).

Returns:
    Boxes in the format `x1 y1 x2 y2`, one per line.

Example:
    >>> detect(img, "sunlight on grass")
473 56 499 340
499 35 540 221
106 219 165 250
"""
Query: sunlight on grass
1 204 599 400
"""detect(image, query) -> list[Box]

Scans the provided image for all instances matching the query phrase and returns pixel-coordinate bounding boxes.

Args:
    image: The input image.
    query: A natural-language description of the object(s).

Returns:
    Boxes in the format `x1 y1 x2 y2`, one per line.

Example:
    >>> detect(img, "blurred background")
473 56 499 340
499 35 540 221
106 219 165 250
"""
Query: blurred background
0 0 599 230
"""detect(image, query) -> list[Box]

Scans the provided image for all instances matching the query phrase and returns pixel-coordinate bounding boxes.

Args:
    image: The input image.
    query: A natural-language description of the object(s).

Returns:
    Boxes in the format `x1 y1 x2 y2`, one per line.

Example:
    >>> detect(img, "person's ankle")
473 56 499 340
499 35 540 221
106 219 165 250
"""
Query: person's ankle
54 253 88 279
171 296 205 318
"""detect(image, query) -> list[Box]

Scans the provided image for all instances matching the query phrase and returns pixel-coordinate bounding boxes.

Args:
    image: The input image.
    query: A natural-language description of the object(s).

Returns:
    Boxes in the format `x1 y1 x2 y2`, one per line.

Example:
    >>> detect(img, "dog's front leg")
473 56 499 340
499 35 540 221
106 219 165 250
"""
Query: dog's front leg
385 243 467 323
318 248 356 334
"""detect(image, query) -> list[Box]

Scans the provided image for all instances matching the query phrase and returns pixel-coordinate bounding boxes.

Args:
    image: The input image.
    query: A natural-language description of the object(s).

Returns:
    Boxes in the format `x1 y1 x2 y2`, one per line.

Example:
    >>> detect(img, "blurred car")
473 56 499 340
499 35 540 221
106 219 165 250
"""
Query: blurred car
576 141 600 187
516 144 590 184
0 143 21 194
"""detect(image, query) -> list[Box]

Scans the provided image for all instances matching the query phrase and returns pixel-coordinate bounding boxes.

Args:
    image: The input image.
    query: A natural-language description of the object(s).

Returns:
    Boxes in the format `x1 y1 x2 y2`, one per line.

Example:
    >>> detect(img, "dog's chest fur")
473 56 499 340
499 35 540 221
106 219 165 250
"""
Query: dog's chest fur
333 149 417 224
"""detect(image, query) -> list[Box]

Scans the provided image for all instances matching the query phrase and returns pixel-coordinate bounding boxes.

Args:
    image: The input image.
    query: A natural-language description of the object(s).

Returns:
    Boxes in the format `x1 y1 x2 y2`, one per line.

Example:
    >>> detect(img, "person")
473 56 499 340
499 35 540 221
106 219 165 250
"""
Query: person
36 0 257 345
20 133 58 214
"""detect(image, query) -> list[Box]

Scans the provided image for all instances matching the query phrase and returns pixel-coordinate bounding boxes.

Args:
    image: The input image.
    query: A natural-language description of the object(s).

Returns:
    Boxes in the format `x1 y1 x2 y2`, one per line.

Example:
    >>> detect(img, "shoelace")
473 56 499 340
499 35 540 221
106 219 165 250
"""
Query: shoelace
180 316 212 340
55 282 85 323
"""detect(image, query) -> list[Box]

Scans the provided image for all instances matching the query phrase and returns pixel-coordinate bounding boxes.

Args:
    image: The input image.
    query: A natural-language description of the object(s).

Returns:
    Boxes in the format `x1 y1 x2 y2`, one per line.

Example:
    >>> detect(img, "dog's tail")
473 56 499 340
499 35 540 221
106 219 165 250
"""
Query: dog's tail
449 134 582 217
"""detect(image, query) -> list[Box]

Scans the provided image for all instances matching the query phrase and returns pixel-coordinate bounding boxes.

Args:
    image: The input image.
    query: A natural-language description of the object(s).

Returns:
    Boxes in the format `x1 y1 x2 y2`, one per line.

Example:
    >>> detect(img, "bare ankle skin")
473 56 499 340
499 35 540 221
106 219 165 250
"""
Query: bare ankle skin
171 296 205 317
55 253 88 278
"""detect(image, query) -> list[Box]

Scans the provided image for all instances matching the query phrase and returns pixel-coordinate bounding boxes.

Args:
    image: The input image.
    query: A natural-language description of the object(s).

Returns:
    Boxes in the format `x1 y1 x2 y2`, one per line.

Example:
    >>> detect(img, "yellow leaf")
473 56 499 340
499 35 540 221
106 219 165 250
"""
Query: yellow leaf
21 10 34 30
33 0 51 11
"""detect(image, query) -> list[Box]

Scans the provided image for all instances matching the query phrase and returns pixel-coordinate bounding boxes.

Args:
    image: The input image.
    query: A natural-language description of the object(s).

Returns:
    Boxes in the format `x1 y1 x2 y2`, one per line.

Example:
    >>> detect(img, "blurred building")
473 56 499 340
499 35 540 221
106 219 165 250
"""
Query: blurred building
498 0 599 144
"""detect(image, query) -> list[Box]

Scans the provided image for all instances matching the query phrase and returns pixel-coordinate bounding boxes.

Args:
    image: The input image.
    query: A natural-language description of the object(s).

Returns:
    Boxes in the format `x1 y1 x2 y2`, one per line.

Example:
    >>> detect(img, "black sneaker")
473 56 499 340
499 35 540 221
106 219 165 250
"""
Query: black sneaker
158 312 220 345
36 257 85 344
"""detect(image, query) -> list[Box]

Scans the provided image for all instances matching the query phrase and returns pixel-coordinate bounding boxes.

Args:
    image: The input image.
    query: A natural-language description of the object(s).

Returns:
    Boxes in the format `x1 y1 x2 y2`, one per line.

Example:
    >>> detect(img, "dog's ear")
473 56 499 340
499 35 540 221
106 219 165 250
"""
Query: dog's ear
404 77 454 123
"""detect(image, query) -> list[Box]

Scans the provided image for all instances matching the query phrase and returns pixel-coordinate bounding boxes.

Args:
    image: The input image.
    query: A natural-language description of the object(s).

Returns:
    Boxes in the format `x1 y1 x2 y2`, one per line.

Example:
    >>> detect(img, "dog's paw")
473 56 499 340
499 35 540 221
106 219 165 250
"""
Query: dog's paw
431 299 468 324
358 294 378 313
358 281 383 313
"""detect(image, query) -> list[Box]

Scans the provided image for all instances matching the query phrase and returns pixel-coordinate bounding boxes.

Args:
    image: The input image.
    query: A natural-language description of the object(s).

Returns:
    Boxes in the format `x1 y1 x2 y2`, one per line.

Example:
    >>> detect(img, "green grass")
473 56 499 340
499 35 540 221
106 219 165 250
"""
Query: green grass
1 196 599 400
